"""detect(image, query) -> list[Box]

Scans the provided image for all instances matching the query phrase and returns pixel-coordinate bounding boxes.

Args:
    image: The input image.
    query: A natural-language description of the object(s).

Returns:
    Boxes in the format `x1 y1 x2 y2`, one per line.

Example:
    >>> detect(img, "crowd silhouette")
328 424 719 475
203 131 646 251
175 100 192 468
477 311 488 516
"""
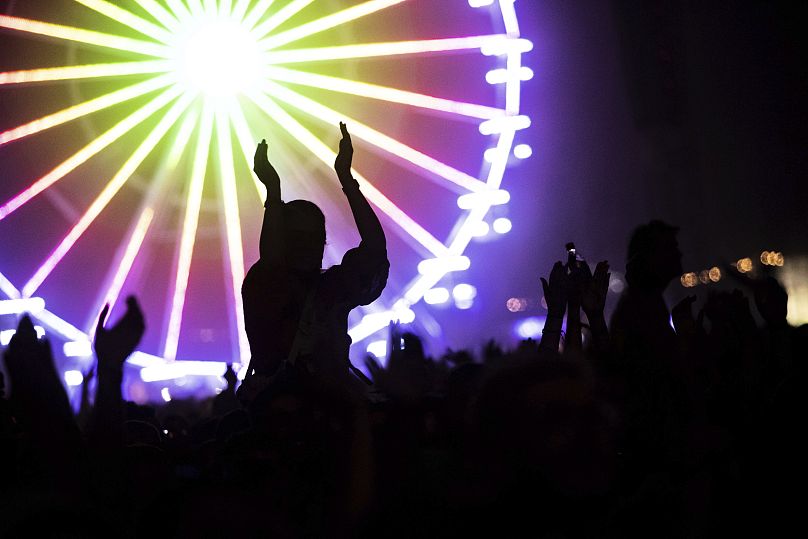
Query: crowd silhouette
1 123 804 538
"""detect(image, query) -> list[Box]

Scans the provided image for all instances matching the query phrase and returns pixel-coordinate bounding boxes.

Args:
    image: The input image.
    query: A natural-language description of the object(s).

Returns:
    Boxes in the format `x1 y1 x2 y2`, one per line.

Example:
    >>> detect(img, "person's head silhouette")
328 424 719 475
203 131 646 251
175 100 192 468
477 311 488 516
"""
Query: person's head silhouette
625 220 682 290
283 200 325 272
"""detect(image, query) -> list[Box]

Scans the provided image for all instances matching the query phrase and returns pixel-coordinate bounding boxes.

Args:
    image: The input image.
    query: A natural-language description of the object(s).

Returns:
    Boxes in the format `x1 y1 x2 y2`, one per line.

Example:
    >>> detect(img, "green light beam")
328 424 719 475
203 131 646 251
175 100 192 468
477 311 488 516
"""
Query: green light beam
265 35 505 64
74 0 173 44
231 0 253 23
0 83 180 220
251 0 311 40
0 74 174 146
264 66 504 119
0 60 171 85
0 14 172 57
215 105 250 363
260 0 405 51
261 80 486 193
242 0 275 31
246 90 448 257
165 0 192 21
134 0 181 32
22 89 193 298
164 101 215 361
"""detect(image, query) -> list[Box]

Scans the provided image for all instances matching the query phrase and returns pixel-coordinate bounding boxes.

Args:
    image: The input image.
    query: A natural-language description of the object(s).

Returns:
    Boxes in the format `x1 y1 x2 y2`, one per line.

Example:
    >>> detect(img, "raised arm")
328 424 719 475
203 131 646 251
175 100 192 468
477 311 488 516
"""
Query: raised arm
334 122 386 251
254 138 285 265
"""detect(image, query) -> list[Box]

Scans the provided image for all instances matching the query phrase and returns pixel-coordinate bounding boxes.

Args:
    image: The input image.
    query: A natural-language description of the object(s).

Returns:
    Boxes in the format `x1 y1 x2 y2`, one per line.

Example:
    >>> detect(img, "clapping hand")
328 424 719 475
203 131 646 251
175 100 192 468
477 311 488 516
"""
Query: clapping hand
334 122 354 182
94 296 145 367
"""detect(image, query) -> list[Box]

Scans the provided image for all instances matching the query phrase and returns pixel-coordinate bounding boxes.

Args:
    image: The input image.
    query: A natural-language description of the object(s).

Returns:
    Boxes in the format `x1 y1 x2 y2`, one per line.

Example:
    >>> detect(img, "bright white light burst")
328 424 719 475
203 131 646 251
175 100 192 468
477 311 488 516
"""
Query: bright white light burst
170 15 263 98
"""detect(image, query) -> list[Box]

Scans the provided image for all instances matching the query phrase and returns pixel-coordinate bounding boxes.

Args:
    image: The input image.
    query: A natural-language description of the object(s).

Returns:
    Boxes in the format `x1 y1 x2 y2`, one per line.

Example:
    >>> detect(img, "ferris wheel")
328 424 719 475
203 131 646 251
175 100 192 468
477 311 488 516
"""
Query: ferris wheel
0 0 532 391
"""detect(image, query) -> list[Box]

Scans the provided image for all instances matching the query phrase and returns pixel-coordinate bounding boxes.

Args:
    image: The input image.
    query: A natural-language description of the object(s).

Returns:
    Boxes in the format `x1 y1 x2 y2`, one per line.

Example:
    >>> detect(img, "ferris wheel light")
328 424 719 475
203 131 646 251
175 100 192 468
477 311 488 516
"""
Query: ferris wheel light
366 340 387 358
63 340 93 357
513 143 532 159
423 287 450 305
479 115 531 135
457 189 510 210
417 256 471 275
468 0 494 8
64 370 84 387
0 297 45 315
480 37 533 56
492 217 513 234
471 221 490 237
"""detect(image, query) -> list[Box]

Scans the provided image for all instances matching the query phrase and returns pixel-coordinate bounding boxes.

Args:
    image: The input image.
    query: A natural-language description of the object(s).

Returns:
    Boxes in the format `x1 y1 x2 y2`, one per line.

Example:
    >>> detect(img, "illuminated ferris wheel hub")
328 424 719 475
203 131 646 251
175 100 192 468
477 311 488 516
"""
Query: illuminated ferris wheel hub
170 15 263 97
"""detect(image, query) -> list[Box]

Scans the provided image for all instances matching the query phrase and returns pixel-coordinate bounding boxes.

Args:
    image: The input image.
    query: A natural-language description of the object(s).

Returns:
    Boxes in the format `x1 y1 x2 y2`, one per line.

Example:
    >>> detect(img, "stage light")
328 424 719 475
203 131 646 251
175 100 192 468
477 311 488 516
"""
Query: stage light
709 267 721 282
515 317 545 339
161 387 172 402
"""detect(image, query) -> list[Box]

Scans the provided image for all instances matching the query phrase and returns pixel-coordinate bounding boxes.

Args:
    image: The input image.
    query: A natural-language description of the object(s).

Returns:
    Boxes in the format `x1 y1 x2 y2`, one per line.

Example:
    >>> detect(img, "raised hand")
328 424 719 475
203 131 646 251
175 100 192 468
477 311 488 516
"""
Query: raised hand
580 261 611 320
334 121 354 182
253 138 281 197
541 261 568 319
94 296 145 366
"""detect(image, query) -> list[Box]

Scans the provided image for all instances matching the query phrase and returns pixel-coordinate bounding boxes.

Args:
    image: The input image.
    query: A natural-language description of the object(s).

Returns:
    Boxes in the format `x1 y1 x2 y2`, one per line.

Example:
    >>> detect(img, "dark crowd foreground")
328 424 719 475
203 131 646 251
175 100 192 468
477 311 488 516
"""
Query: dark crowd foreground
1 127 805 538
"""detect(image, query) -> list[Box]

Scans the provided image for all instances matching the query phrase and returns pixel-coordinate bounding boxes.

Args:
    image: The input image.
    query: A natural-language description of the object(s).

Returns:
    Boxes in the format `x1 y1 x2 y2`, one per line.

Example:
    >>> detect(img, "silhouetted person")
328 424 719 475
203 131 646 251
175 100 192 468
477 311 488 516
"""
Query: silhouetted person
241 123 388 397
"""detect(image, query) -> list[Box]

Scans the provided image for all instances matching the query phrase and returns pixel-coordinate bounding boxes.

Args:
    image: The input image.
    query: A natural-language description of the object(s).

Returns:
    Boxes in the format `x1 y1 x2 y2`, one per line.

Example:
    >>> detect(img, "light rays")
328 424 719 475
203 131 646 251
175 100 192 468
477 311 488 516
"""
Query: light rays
74 0 173 44
163 102 214 361
265 35 506 64
0 15 171 57
264 66 504 120
259 0 405 51
0 81 178 220
0 61 170 85
250 0 310 41
245 89 448 257
215 104 250 363
260 79 488 193
133 0 180 32
21 89 193 298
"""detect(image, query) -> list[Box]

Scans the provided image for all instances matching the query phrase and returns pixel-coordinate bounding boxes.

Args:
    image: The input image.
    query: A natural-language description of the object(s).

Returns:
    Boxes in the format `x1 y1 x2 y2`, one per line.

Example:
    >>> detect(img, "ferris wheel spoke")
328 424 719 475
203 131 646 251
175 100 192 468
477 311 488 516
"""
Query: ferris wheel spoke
21 89 193 299
242 0 275 30
246 90 448 257
214 107 250 363
265 66 504 120
231 0 253 23
250 0 311 40
0 81 179 222
0 61 171 86
0 74 174 146
259 0 405 51
90 207 155 336
225 98 268 200
132 0 181 32
0 15 172 57
219 0 233 17
185 0 206 18
261 80 486 193
89 111 198 335
164 102 215 361
73 0 173 44
266 34 506 64
165 0 192 21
